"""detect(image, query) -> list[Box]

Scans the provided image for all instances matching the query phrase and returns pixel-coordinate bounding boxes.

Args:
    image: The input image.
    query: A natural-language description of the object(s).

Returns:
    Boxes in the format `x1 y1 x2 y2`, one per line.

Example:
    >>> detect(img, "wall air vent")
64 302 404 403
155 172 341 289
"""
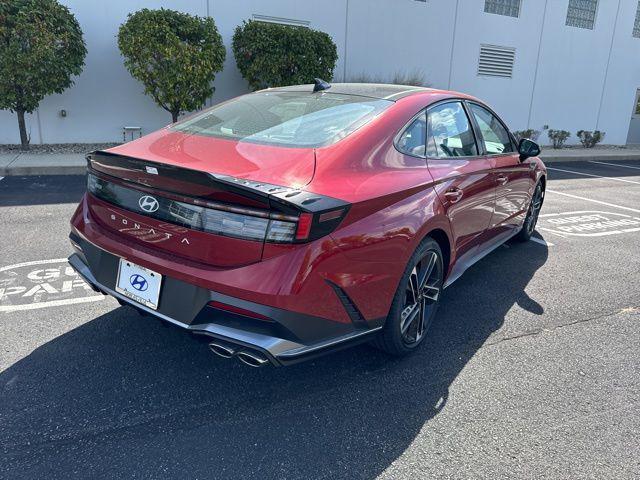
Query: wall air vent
477 44 516 78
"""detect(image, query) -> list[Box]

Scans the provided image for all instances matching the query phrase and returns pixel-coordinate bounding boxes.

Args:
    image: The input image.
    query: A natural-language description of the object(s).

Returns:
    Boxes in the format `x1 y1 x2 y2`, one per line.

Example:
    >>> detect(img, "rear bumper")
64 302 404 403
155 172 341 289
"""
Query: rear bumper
68 234 382 366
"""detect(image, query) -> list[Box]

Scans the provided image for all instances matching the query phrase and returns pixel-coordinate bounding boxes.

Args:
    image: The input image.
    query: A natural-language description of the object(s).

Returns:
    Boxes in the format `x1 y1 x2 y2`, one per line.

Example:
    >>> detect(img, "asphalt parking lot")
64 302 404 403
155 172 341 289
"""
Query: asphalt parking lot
1 160 639 479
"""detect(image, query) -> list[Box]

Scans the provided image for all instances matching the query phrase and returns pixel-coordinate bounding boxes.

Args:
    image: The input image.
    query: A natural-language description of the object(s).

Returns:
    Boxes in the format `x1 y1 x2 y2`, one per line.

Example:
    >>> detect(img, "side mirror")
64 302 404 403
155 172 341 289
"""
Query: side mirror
518 138 541 160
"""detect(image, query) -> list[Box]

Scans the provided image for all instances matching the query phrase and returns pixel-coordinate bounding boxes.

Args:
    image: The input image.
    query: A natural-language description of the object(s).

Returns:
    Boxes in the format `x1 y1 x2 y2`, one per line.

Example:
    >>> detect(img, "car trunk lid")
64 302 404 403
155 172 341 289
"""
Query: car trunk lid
84 132 347 268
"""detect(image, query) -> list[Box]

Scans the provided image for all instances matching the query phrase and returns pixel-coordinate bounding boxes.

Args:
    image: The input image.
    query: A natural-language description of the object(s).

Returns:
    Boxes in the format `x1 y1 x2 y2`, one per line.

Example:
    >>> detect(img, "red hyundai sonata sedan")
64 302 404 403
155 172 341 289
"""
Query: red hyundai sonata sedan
68 82 545 367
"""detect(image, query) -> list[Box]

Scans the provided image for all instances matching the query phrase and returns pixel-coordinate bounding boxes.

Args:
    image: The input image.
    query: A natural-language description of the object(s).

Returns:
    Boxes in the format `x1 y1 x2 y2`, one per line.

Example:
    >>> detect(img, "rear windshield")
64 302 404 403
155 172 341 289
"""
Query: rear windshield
172 91 392 148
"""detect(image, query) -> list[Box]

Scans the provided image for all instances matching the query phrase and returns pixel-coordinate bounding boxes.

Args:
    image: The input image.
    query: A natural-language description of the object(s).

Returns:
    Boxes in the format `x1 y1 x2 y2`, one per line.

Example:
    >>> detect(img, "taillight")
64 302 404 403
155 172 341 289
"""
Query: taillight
87 172 349 244
295 213 313 240
264 208 348 243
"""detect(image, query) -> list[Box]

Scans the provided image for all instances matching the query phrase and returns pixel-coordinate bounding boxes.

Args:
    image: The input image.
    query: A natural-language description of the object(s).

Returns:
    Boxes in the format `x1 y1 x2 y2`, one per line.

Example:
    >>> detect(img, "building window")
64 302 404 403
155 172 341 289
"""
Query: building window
633 1 640 38
478 45 516 78
484 0 521 18
566 0 598 30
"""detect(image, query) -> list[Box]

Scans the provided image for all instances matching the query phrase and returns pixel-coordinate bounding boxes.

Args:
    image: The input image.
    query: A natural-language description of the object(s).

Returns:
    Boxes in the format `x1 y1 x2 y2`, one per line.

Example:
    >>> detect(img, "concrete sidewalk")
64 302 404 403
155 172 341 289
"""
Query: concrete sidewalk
0 153 88 176
540 147 640 162
1 148 640 176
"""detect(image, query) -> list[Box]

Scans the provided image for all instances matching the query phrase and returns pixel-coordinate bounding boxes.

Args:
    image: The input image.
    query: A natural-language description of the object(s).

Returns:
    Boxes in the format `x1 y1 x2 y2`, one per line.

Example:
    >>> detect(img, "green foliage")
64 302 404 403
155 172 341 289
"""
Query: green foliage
577 130 605 148
513 129 541 142
232 20 338 91
118 8 225 122
0 0 86 148
547 129 571 149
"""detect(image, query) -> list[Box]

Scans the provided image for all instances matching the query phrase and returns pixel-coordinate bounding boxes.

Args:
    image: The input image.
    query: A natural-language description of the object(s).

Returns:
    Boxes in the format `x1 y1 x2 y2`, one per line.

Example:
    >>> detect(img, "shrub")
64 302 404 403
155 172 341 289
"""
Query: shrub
577 130 605 148
118 8 225 123
0 0 86 150
391 69 430 87
232 20 338 90
547 129 571 149
513 129 541 142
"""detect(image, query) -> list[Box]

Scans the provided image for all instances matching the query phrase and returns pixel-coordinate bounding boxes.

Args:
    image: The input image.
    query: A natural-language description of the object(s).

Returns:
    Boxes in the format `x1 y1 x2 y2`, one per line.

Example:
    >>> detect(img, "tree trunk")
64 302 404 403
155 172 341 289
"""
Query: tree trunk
171 111 179 123
16 109 29 150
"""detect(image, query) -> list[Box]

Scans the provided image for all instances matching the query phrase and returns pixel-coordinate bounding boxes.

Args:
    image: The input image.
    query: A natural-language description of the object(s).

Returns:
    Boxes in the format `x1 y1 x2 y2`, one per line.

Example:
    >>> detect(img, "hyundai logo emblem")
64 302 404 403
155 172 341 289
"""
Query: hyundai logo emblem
129 274 148 291
138 195 159 213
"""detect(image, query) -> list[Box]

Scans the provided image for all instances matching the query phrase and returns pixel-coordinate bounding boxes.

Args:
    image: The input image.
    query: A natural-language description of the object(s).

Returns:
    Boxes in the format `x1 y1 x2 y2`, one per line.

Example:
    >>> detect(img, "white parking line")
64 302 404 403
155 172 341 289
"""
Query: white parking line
547 167 640 185
589 160 640 171
0 295 104 312
0 258 105 313
530 237 554 246
546 189 640 214
0 258 70 272
538 210 640 237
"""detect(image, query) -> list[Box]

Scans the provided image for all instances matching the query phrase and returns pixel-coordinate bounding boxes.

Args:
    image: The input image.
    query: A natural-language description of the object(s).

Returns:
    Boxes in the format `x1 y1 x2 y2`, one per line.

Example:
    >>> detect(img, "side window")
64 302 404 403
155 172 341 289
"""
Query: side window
426 102 478 158
397 111 426 157
469 104 514 154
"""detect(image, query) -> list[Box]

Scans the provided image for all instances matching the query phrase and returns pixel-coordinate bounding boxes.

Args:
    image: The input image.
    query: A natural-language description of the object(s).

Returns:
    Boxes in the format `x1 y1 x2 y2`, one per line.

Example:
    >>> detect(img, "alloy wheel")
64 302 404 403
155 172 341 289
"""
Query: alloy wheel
399 250 443 346
526 183 544 235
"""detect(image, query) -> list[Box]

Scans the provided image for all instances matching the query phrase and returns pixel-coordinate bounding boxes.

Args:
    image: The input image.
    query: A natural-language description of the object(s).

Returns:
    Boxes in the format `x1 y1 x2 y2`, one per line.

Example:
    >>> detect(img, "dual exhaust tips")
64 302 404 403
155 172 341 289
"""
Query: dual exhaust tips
208 341 270 367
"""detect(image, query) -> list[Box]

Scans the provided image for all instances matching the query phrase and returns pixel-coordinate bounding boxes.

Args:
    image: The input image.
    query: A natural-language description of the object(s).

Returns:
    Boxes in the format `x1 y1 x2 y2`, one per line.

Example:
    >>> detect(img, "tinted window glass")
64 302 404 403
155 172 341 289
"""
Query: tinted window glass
172 92 392 148
397 111 426 157
469 104 514 154
426 102 478 158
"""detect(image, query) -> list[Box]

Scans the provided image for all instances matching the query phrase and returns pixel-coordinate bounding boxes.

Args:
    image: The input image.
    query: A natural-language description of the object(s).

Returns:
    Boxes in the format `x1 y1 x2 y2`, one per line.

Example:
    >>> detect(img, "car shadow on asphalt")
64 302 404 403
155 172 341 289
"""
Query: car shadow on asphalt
1 241 548 479
0 175 86 206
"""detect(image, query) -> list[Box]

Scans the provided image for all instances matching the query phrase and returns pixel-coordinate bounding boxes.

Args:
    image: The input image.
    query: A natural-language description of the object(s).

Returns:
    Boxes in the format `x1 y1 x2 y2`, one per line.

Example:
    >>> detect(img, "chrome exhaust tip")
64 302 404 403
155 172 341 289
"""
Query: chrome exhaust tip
208 341 236 359
236 350 270 368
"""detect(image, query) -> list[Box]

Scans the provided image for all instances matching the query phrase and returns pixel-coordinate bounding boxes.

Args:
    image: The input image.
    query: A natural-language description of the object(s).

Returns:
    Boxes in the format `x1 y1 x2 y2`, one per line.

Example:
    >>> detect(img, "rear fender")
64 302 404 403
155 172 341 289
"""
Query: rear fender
326 186 453 321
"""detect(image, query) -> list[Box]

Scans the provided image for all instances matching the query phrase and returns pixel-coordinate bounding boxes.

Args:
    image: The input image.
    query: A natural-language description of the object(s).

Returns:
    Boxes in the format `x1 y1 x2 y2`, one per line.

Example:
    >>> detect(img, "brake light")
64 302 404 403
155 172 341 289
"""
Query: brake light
295 213 313 240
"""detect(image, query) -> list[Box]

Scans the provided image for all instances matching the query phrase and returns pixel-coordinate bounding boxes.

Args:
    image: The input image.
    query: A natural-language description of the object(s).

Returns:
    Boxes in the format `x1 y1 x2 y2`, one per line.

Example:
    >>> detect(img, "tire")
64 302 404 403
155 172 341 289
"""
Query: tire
374 237 444 356
515 181 544 242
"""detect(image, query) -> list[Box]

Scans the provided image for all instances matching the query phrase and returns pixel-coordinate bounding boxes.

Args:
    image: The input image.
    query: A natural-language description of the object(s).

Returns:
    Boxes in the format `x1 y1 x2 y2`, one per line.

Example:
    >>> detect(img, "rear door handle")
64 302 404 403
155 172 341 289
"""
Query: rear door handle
496 174 509 185
444 188 463 203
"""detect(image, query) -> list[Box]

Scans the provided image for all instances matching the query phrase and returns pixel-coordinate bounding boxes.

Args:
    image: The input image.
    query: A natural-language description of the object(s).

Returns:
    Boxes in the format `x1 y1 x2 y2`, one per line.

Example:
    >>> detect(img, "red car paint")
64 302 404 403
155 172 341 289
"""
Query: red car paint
69 85 546 363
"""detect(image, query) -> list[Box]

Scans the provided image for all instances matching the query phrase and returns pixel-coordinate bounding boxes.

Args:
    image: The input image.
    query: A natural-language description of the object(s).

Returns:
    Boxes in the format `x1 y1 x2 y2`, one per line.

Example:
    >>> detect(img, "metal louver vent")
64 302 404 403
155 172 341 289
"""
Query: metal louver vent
477 45 516 78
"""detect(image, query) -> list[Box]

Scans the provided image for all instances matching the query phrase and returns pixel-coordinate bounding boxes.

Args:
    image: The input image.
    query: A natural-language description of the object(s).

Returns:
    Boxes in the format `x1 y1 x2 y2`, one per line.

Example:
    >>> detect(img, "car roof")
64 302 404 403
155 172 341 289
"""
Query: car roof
264 83 435 101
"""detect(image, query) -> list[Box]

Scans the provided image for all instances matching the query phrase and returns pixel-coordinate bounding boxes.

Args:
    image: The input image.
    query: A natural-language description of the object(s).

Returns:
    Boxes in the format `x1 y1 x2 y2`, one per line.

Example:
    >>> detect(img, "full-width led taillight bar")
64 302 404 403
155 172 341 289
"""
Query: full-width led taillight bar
87 173 349 244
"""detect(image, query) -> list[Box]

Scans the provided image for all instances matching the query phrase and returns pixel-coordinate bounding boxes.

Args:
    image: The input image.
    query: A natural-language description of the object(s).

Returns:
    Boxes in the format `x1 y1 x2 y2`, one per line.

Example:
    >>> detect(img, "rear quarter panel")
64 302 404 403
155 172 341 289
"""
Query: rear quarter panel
306 93 459 320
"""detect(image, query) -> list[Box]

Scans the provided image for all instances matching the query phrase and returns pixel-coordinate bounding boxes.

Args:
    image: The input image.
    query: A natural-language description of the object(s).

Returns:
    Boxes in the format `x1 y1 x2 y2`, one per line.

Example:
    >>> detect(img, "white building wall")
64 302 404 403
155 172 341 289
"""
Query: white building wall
1 0 639 146
343 0 454 87
596 0 640 144
448 0 546 129
528 0 620 143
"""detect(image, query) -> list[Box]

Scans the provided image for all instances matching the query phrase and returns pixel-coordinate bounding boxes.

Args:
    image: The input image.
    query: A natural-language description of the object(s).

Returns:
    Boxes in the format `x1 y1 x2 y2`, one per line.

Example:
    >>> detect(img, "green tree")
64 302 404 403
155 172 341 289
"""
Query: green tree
232 20 338 91
0 0 86 149
118 8 226 123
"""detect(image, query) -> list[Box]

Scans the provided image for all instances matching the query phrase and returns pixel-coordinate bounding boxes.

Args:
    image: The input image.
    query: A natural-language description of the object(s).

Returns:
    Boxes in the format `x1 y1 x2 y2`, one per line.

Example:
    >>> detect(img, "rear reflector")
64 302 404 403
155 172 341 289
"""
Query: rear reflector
207 301 272 322
319 209 345 223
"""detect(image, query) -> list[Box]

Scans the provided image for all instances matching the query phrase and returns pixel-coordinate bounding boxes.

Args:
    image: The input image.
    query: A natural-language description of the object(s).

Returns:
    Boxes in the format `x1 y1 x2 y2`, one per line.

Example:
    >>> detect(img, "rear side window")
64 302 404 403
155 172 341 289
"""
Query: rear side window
469 103 514 154
427 102 478 158
172 91 392 148
396 111 427 157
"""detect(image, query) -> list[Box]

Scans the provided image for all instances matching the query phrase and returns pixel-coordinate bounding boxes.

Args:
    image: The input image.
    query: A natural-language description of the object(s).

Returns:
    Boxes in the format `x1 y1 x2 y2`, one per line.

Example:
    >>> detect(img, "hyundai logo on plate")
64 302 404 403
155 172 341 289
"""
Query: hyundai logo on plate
138 195 159 213
129 274 149 291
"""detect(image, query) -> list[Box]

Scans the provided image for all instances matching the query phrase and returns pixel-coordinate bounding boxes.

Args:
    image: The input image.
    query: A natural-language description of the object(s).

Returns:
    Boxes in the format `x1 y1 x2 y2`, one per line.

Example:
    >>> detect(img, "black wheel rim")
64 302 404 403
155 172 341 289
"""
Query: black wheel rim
400 250 442 346
526 184 543 235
